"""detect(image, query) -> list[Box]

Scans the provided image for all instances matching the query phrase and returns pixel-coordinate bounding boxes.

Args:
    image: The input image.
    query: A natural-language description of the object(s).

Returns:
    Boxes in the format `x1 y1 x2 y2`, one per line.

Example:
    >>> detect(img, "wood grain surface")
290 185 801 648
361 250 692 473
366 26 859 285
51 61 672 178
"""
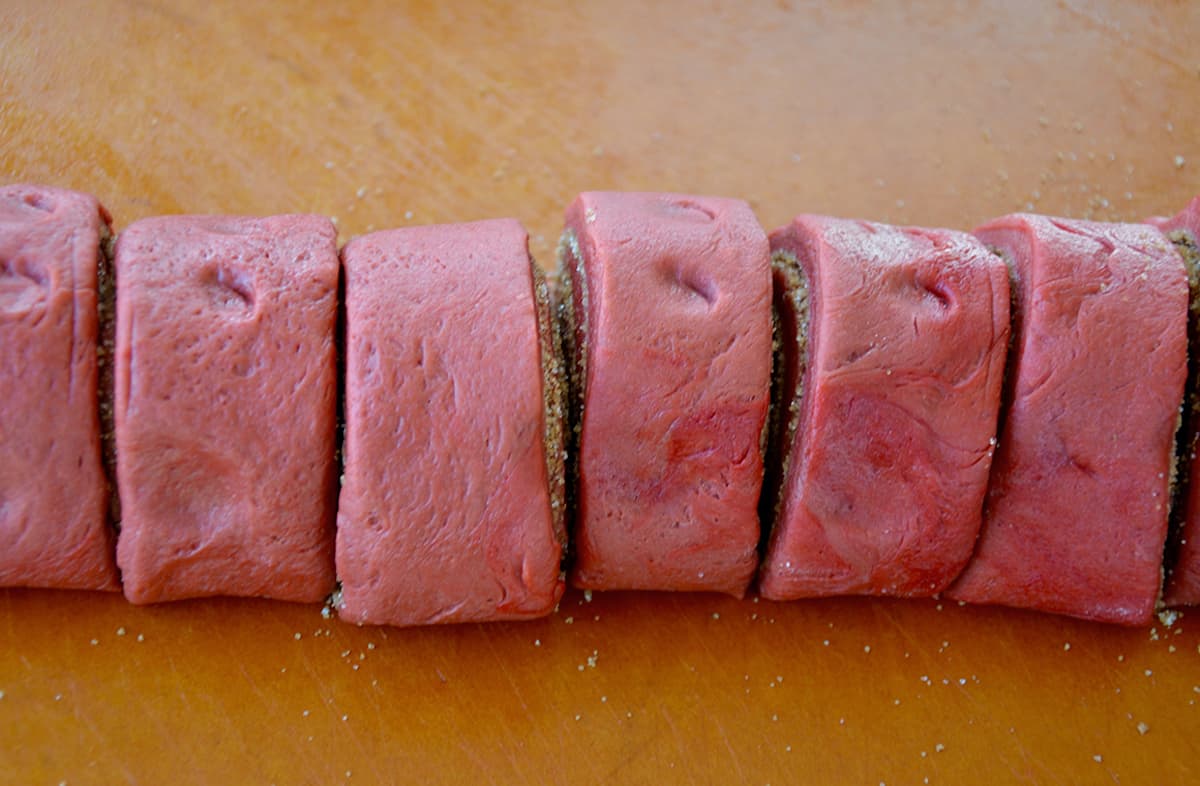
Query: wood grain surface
3 1 1200 784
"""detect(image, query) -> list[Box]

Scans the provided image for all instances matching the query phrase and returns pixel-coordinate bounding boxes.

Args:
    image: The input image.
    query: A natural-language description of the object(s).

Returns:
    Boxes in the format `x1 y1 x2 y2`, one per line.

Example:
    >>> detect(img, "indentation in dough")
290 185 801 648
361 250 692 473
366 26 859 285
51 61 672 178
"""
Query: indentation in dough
21 192 55 212
202 264 256 314
0 258 49 314
663 258 718 306
915 274 954 310
667 199 717 222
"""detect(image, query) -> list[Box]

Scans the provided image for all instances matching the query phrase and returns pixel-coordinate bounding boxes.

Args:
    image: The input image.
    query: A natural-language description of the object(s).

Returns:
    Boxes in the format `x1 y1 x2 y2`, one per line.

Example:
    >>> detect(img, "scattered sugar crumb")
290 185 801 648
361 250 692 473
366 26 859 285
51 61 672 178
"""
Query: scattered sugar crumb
294 632 302 640
534 639 541 647
1159 609 1181 627
863 645 871 653
0 690 5 700
1137 721 1149 735
356 186 367 199
934 743 945 753
1063 642 1071 651
1145 669 1153 677
404 210 414 220
367 643 375 650
564 616 574 625
713 613 721 620
1094 755 1103 763
90 639 98 646
1175 155 1187 169
341 714 348 722
136 634 144 643
600 696 607 703
583 590 592 603
116 627 126 637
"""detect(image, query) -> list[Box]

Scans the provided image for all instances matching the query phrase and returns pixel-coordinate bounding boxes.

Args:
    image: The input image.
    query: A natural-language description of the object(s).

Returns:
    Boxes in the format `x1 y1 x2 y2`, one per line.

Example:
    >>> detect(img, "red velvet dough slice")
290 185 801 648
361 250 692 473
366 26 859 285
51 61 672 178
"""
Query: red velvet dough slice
560 192 772 597
758 216 1010 600
114 215 339 604
336 220 565 626
0 185 119 591
947 214 1186 625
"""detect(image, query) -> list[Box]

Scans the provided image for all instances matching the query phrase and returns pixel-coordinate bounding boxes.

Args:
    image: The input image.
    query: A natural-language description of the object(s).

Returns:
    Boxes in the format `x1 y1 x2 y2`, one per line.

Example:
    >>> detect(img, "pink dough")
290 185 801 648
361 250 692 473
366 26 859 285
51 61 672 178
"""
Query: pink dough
565 192 772 596
336 220 564 626
114 215 338 604
947 215 1186 625
0 185 118 591
1149 196 1200 607
758 217 1010 599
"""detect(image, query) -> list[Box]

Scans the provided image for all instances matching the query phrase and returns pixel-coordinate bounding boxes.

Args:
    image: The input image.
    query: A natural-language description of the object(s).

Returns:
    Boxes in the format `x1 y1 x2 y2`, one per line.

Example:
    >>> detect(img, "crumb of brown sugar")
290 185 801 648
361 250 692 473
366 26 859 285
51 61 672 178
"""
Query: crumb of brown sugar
1158 609 1181 627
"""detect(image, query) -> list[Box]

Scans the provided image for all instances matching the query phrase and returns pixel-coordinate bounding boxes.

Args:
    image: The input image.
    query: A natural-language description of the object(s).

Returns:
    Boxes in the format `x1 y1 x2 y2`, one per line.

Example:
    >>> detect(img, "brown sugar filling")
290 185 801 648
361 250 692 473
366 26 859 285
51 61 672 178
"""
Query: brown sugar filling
532 260 568 554
555 230 589 548
1164 229 1200 592
96 223 119 528
759 250 810 548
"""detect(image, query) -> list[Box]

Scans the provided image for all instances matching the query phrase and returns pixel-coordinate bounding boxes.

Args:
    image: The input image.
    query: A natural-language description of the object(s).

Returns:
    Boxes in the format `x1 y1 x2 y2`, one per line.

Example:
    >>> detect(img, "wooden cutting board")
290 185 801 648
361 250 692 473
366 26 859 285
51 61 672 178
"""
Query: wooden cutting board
3 1 1199 783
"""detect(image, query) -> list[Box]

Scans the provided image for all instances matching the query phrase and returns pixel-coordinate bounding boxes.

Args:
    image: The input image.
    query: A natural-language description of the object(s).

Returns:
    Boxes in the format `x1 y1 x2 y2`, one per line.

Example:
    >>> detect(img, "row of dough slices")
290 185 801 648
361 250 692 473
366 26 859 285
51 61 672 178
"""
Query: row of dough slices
1 184 1197 627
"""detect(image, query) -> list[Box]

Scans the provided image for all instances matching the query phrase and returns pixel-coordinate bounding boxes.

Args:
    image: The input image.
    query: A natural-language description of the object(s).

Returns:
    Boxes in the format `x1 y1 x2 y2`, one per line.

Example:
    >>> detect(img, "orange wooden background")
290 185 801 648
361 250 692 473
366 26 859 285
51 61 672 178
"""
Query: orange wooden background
3 1 1200 783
